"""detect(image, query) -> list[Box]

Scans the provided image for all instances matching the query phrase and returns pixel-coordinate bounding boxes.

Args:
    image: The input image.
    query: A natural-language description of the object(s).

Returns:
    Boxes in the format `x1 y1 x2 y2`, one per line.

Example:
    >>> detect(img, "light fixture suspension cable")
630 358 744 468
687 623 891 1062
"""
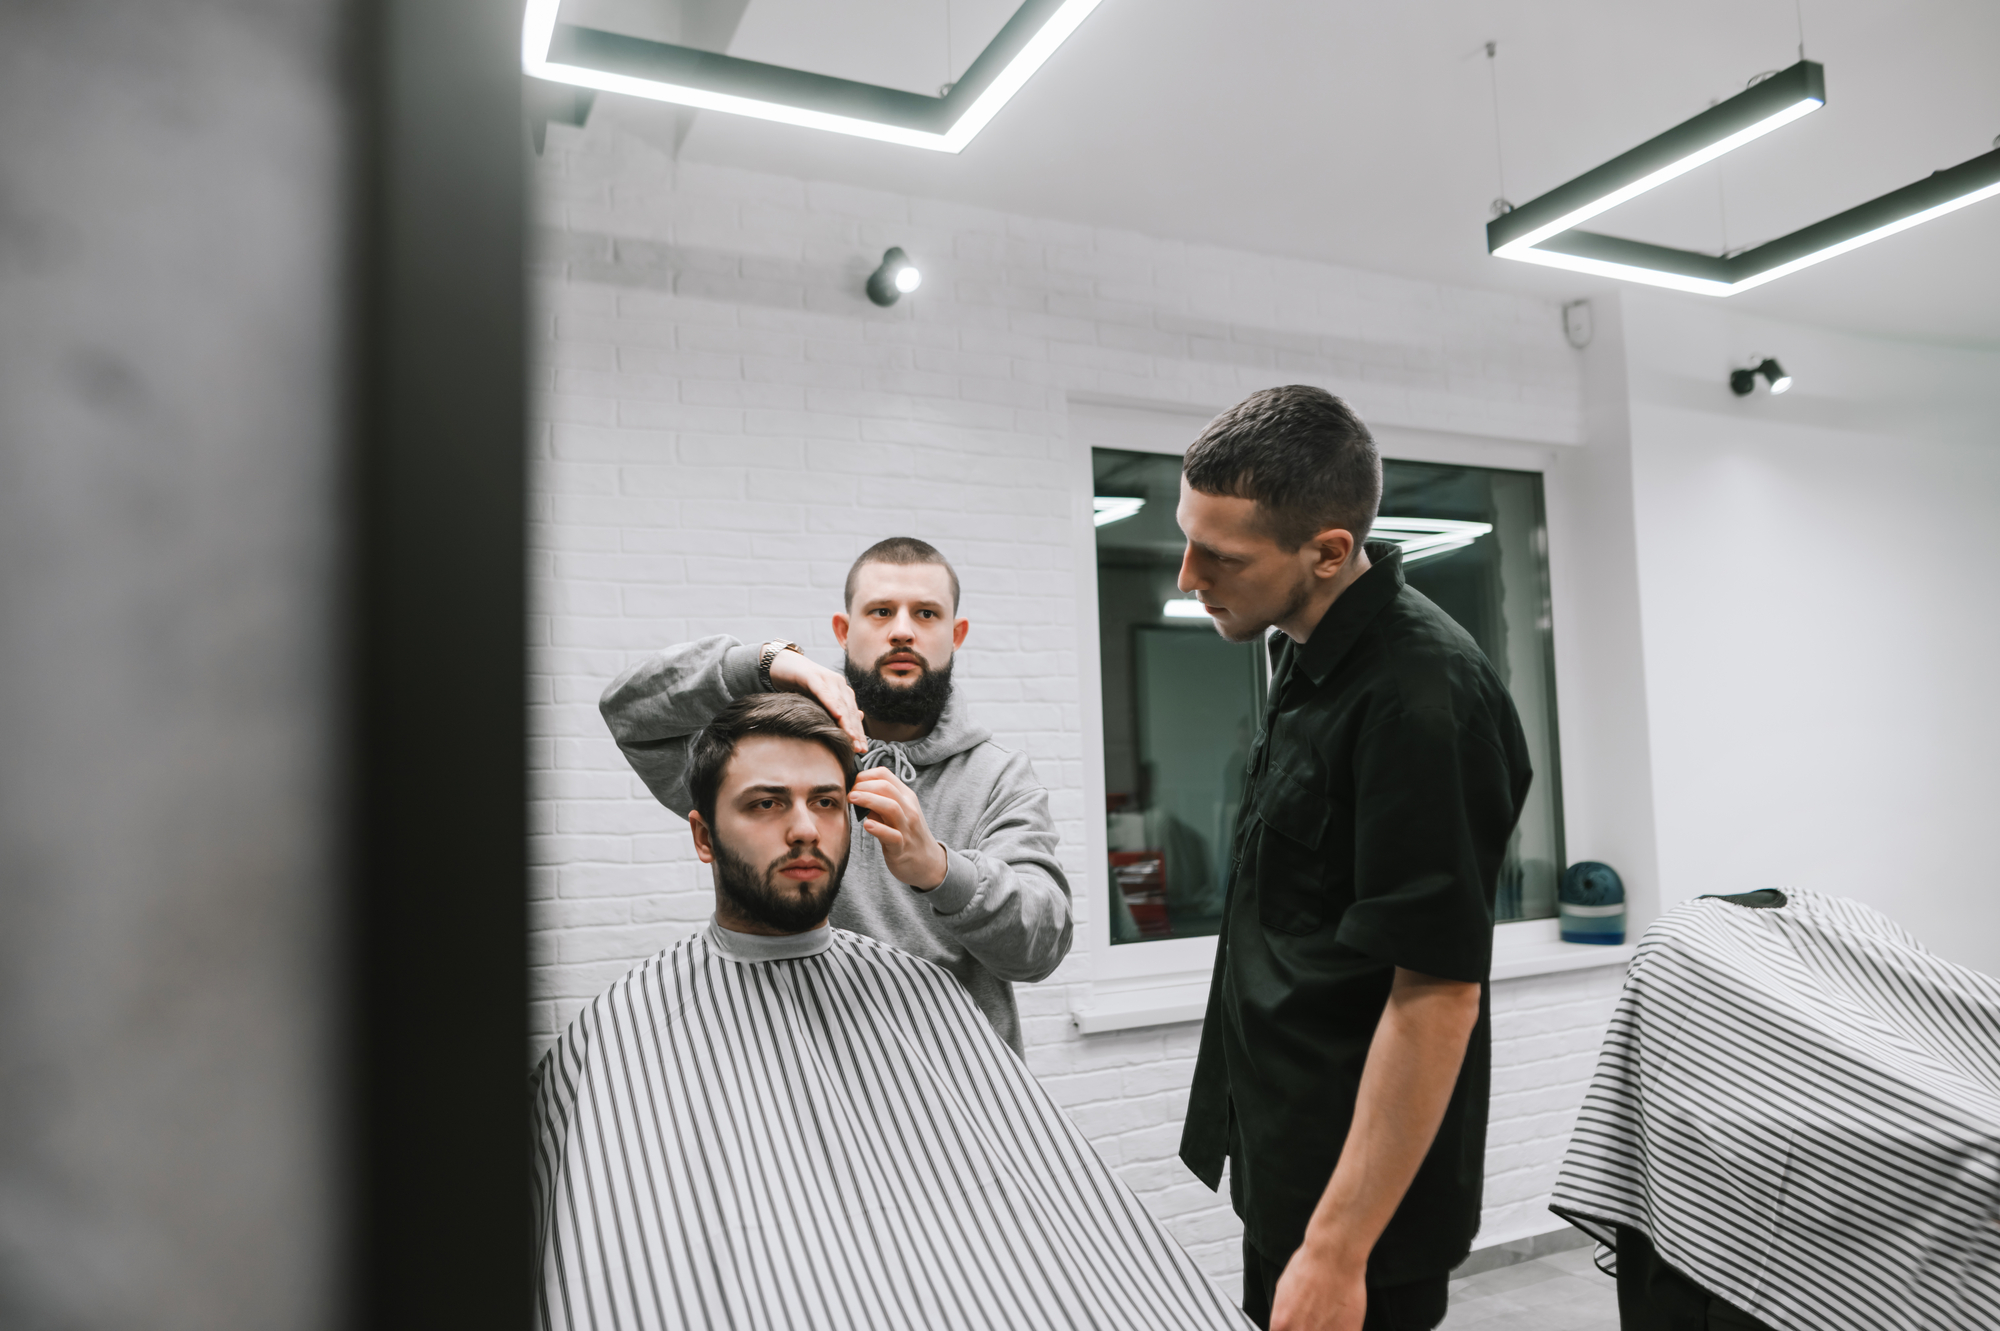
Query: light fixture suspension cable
943 0 955 94
1793 0 1807 61
1715 160 1731 255
1486 41 1511 214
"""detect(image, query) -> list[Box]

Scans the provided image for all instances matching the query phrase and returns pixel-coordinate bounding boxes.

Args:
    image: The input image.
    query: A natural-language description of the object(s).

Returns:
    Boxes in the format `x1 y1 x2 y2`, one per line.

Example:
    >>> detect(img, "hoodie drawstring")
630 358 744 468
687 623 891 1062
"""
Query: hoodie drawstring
857 741 918 784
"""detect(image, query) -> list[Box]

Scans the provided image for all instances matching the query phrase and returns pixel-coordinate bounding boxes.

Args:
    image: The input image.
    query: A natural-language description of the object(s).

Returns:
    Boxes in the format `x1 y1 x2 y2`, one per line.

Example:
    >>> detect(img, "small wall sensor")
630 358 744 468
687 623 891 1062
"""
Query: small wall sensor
1562 300 1593 349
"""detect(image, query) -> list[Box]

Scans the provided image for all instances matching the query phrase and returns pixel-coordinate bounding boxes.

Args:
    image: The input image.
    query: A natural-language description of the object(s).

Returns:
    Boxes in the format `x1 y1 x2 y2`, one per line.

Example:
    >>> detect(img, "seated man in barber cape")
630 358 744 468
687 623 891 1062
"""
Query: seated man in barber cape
599 536 1071 1053
533 695 1244 1330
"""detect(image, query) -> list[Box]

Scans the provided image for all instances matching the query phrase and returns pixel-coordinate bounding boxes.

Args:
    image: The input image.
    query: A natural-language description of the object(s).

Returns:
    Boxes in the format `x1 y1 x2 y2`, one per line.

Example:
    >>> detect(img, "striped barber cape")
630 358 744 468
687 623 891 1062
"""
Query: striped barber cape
531 921 1247 1331
1551 889 2000 1330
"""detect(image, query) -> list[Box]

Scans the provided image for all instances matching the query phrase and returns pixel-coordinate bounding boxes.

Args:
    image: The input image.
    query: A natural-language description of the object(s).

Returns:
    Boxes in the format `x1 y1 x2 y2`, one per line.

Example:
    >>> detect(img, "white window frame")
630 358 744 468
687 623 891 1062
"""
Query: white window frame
1066 398 1635 1034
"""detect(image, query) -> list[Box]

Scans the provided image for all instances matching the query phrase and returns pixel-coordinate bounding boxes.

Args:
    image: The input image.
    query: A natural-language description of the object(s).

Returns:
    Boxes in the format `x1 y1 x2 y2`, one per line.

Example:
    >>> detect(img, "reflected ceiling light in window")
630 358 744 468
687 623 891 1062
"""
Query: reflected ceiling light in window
1372 517 1494 564
1093 496 1146 527
1487 60 2000 295
522 0 1105 153
1162 599 1211 619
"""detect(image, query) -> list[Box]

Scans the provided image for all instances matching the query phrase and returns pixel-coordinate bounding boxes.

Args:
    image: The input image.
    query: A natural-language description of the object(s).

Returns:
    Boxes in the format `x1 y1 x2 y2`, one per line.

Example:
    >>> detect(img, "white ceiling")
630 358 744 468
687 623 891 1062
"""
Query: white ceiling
580 0 2000 347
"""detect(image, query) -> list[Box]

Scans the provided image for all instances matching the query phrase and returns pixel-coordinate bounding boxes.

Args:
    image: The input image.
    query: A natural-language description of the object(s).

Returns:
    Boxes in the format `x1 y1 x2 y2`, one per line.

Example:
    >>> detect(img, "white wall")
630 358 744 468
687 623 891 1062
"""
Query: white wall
527 114 1643 1283
1615 290 2000 976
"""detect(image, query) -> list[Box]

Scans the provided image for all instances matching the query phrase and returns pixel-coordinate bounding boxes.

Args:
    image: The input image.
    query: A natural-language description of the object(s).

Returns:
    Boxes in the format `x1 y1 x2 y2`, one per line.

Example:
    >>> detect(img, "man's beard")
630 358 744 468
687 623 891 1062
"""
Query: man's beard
713 836 847 933
845 650 954 729
1213 573 1314 644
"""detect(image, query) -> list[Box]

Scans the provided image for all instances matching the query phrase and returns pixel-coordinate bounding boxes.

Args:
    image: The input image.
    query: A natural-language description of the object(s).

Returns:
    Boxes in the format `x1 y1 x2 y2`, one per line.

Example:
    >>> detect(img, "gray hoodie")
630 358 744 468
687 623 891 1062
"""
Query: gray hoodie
599 636 1073 1052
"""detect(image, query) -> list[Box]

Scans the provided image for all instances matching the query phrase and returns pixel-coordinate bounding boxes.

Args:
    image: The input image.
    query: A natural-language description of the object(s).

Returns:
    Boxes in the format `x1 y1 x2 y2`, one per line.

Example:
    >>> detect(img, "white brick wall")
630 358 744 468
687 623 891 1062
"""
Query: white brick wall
1482 967 1626 1244
528 117 1603 1289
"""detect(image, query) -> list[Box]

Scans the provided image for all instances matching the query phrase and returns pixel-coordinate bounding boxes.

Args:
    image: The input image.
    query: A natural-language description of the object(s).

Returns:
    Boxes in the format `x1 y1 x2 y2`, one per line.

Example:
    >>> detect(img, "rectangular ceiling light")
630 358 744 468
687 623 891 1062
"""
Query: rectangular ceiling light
1492 62 1827 264
1490 60 2000 296
522 0 1104 153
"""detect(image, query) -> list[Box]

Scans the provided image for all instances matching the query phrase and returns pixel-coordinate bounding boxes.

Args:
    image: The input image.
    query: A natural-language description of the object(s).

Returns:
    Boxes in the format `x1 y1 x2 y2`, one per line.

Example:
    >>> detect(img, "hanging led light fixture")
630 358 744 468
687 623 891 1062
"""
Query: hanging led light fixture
521 0 1105 153
1488 60 2000 295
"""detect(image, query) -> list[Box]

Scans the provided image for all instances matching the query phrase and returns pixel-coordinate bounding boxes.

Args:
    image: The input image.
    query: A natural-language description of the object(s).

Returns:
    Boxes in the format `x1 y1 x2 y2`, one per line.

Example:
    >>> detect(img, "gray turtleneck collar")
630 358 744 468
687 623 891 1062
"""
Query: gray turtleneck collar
706 916 833 964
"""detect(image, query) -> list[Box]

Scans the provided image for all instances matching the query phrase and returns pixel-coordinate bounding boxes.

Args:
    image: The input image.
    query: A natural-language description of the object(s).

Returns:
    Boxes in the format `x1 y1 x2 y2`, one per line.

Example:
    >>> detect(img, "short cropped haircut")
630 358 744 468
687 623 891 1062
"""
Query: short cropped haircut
686 694 859 827
1182 385 1382 550
843 536 961 613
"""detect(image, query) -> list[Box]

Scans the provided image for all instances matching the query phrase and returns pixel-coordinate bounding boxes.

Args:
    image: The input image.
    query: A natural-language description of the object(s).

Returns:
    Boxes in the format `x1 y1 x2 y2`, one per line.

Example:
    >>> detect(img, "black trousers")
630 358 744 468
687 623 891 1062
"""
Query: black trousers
1615 1227 1779 1331
1241 1238 1449 1331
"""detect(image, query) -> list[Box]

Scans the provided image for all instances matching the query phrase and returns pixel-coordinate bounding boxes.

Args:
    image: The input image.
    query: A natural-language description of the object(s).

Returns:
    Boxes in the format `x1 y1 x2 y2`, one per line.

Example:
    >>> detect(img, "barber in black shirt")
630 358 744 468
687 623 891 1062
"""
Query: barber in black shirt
1175 387 1532 1331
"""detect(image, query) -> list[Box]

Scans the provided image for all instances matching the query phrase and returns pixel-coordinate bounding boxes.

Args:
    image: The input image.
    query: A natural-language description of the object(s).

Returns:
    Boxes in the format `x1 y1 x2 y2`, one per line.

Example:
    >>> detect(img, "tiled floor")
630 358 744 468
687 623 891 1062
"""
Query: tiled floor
1440 1245 1618 1329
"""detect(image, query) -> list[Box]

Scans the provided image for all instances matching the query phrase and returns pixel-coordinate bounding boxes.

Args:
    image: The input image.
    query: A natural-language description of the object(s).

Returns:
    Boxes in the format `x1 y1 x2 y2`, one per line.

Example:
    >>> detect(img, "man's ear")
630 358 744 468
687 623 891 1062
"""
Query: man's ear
1308 527 1357 580
951 616 969 650
688 809 716 865
831 611 850 650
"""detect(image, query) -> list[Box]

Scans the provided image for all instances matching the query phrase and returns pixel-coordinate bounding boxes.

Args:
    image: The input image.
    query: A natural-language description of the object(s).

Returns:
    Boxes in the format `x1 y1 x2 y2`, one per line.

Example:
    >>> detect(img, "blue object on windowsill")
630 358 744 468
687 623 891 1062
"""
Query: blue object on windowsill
1559 861 1626 945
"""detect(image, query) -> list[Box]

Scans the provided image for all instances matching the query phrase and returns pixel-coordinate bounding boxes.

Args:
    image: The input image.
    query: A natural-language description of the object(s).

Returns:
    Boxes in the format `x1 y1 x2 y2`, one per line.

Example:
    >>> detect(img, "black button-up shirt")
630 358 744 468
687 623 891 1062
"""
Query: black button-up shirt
1178 542 1532 1284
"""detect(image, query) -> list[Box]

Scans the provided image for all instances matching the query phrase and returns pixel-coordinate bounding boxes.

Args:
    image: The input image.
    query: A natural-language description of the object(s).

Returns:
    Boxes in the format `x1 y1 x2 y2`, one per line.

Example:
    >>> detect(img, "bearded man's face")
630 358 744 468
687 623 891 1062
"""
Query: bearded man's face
837 561 963 731
711 834 846 933
844 650 954 729
693 734 851 934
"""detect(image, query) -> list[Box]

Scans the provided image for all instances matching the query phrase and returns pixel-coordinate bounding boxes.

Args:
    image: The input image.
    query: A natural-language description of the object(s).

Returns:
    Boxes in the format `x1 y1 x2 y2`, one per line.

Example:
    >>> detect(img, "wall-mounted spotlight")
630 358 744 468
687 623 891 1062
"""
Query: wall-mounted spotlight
1730 358 1792 396
866 248 922 307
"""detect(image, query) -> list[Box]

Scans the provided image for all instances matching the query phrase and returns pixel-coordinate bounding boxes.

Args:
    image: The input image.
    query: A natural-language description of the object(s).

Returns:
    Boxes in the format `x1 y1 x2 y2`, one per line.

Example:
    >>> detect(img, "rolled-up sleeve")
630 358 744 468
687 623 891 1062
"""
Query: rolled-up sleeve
1335 702 1525 983
598 635 760 816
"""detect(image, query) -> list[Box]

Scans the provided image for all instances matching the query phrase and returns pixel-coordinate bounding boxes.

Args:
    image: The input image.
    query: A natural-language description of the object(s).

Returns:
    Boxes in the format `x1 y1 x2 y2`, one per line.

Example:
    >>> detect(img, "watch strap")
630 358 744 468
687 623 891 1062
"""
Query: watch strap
756 640 801 692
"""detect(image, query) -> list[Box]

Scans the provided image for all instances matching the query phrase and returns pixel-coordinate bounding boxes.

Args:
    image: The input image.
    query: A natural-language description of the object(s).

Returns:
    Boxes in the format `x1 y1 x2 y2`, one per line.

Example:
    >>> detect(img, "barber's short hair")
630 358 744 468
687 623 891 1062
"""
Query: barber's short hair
1182 385 1381 550
843 536 961 612
687 694 859 827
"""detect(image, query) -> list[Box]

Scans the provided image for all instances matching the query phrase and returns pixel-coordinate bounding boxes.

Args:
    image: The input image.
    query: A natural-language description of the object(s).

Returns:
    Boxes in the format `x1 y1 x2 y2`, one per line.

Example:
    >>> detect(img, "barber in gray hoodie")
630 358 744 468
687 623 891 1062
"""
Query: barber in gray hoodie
599 536 1072 1053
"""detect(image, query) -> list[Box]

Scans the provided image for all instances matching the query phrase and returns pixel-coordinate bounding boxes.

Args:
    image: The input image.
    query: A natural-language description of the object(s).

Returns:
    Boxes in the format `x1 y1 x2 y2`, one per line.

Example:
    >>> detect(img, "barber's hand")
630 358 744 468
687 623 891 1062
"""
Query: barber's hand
766 645 867 753
1270 1241 1367 1331
848 768 950 891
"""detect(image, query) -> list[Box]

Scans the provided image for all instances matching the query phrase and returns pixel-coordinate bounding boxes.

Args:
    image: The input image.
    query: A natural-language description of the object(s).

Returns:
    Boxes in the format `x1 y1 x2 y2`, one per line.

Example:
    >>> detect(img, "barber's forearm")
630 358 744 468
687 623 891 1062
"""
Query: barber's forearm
931 851 1073 981
1299 968 1482 1271
598 636 756 744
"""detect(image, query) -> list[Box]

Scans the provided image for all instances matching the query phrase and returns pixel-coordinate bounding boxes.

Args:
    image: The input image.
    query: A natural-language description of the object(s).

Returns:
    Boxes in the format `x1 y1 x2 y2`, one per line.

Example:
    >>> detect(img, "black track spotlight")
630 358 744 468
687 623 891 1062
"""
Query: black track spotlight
1730 357 1792 396
866 248 922 306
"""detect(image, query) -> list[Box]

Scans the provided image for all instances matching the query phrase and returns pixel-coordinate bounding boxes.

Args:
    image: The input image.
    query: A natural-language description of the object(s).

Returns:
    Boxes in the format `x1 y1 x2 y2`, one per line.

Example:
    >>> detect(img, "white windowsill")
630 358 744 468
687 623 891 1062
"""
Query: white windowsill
1071 978 1212 1034
1489 937 1636 981
1071 917 1636 1035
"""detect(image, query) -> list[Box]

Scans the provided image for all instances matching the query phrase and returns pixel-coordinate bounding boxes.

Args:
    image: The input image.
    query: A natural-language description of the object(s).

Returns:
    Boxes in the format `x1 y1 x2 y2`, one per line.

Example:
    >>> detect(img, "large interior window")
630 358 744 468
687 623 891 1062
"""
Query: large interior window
1093 447 1564 944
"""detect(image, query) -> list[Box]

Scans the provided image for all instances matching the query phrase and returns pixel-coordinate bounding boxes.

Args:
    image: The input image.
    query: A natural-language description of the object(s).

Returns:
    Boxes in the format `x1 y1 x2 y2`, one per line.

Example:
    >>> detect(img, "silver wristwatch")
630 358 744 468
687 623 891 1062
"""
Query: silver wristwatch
756 640 800 692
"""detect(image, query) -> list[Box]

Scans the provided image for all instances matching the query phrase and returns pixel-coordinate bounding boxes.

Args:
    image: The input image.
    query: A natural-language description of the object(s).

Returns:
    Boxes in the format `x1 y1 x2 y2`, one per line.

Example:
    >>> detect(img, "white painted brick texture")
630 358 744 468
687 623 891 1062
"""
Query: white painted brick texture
528 119 1598 1288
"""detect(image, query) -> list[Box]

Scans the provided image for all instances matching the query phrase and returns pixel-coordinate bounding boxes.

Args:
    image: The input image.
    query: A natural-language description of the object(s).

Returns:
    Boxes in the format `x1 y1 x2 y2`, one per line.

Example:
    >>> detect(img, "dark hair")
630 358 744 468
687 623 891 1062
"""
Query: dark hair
1182 385 1381 550
844 536 961 613
687 694 859 826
